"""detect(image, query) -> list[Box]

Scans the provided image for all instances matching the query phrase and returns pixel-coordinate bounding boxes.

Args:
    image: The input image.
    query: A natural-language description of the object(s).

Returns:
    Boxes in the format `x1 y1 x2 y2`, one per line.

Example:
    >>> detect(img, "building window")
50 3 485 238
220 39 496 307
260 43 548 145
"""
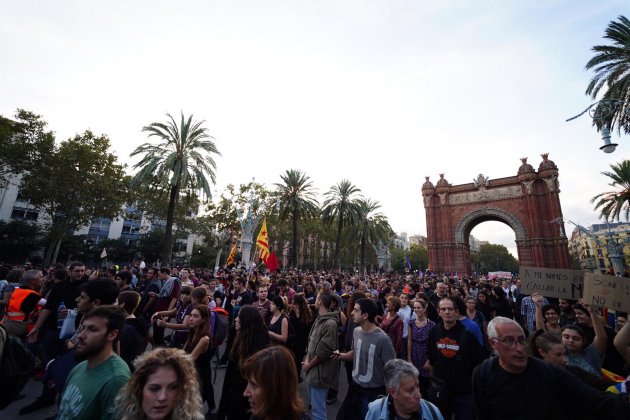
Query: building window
11 208 39 221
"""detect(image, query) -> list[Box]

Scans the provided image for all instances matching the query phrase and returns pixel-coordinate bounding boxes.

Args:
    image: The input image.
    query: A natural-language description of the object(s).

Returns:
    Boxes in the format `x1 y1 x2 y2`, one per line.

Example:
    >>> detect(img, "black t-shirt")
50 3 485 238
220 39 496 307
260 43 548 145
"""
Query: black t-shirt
427 321 485 395
473 357 630 420
44 278 87 329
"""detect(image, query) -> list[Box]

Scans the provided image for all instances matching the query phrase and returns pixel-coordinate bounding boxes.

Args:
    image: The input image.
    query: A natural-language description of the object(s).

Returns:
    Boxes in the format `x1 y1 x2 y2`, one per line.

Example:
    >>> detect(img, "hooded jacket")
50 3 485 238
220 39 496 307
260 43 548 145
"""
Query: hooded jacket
306 310 340 388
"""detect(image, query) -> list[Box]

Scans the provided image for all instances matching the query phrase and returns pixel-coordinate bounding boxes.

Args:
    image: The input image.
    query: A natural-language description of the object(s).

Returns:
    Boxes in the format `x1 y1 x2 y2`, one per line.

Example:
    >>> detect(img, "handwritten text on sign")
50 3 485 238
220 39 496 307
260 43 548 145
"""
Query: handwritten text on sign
583 272 630 312
519 267 583 300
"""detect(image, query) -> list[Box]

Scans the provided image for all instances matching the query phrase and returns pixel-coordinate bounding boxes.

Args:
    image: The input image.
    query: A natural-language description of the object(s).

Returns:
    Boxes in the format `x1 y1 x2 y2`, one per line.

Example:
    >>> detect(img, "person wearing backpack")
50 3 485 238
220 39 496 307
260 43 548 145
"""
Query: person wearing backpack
426 297 485 420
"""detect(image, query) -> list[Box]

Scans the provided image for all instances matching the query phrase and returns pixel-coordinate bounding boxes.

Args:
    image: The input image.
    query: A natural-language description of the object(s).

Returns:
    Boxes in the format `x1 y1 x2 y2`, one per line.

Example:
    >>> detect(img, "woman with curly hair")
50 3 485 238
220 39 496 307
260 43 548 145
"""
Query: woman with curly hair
217 305 270 420
113 347 204 420
242 345 308 420
184 305 214 412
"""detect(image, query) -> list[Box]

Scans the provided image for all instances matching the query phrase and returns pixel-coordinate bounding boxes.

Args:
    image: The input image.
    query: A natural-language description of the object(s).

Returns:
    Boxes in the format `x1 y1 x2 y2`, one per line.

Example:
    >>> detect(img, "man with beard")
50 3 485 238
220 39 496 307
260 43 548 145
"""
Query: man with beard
57 305 130 419
19 277 119 416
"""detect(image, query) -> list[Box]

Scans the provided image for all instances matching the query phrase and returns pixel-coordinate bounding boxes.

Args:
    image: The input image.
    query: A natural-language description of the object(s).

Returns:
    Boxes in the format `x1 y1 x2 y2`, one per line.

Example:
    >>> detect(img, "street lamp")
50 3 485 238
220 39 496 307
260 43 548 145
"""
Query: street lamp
566 99 623 153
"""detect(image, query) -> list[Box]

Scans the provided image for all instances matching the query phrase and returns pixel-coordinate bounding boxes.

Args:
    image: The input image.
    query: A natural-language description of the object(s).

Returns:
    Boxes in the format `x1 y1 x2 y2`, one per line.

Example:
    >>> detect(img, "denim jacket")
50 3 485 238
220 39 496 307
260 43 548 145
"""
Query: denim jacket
365 396 444 420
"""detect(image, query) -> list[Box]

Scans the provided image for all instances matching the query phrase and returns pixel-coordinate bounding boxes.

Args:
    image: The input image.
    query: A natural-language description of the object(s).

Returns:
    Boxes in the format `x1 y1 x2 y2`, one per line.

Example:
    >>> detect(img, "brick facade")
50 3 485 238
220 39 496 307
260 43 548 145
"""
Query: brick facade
422 155 570 274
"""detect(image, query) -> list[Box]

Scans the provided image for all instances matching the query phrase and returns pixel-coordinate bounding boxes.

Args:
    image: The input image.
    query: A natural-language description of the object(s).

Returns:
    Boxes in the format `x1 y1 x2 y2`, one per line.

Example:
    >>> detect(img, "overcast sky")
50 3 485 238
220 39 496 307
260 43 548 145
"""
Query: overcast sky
2 1 629 256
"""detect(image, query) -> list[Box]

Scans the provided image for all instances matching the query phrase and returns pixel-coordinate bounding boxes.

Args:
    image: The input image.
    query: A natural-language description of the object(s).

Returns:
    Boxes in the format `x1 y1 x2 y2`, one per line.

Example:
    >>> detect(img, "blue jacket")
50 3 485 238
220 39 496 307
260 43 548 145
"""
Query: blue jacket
365 396 444 420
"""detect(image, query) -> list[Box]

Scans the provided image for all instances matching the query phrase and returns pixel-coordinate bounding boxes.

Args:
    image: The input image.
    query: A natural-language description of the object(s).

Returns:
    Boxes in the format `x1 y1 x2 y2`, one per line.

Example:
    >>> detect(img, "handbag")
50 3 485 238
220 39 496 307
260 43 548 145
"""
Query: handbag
426 375 449 407
59 309 77 339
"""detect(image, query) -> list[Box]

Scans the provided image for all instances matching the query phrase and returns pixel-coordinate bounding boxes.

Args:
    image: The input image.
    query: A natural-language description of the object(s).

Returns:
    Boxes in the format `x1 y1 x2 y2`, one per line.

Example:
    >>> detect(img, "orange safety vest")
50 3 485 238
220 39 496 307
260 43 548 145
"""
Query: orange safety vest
2 287 41 332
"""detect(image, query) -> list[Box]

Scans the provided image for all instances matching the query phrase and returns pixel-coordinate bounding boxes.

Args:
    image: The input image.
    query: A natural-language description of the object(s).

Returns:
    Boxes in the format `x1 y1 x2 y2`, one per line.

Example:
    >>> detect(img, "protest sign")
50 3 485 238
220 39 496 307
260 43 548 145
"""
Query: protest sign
519 267 583 300
583 272 630 312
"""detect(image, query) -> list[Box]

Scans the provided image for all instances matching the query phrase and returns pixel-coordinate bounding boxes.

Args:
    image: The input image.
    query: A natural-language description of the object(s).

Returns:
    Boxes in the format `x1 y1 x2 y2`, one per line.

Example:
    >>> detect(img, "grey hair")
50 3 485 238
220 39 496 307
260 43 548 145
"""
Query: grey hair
384 359 419 392
21 270 42 286
487 316 523 339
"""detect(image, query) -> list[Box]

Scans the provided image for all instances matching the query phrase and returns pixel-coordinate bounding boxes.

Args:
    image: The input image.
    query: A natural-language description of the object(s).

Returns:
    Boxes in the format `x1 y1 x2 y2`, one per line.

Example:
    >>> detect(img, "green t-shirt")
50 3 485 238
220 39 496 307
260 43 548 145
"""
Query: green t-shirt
57 354 131 420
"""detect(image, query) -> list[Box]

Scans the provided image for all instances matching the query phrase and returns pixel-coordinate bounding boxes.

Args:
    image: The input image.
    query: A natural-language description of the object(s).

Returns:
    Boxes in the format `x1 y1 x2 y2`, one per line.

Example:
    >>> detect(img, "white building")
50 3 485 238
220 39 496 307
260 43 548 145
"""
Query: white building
394 232 409 250
0 178 195 264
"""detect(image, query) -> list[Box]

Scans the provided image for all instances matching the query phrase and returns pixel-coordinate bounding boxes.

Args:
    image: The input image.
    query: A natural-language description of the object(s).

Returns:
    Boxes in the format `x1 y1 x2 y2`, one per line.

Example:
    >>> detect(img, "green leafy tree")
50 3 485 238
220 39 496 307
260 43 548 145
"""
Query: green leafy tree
130 113 220 265
274 169 319 268
389 247 406 272
353 198 394 273
471 243 519 274
321 180 361 269
591 160 630 221
0 109 55 187
0 220 44 264
20 131 128 265
585 15 630 134
408 244 429 271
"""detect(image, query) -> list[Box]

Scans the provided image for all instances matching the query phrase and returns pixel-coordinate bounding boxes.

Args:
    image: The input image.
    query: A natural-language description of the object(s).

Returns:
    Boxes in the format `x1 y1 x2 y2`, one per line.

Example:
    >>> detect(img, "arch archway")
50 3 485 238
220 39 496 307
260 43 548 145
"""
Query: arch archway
422 155 570 274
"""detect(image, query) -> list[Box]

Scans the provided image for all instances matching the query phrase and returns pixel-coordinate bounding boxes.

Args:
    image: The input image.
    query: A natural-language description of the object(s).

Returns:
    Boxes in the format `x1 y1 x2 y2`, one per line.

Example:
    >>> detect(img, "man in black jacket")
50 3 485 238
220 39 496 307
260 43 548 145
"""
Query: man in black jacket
427 296 485 419
473 316 630 419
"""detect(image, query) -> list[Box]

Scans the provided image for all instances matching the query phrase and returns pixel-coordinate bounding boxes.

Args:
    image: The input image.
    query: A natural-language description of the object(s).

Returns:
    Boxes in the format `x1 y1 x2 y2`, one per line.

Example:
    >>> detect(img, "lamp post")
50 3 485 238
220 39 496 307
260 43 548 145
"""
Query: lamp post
566 99 624 153
564 218 629 275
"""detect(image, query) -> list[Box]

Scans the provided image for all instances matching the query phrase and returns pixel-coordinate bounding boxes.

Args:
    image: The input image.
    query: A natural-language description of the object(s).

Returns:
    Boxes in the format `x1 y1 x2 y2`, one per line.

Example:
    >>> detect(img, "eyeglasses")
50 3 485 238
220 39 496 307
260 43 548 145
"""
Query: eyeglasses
491 336 526 347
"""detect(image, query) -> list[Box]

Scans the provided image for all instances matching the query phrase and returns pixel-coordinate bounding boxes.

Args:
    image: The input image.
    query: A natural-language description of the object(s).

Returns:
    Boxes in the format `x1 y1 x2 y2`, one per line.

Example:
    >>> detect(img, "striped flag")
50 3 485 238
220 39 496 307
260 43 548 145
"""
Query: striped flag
226 243 237 266
256 218 270 261
405 255 412 269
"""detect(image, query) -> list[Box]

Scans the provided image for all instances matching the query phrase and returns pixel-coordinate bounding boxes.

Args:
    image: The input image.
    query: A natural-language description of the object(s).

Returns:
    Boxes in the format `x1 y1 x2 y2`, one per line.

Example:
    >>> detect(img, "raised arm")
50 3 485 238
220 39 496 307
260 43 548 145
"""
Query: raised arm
613 320 630 362
586 304 608 355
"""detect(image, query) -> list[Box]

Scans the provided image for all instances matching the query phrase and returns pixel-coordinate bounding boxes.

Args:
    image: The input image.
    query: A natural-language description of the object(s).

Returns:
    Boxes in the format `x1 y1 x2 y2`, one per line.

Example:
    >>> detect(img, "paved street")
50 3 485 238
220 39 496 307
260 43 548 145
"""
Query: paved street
0 344 349 419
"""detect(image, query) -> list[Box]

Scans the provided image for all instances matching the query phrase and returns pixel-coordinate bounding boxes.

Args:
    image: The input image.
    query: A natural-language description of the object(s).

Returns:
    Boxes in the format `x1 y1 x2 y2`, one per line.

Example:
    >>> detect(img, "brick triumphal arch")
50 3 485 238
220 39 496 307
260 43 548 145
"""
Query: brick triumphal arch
422 154 570 275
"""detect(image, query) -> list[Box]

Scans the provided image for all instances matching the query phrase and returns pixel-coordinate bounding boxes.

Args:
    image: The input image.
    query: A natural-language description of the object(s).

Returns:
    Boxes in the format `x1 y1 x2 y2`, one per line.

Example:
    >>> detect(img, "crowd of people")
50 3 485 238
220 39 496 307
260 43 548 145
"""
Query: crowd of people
1 261 630 419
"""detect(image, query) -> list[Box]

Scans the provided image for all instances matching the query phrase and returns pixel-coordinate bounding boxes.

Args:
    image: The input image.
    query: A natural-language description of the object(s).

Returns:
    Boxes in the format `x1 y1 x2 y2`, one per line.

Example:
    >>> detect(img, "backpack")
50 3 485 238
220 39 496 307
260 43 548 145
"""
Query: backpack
210 307 229 346
0 324 35 410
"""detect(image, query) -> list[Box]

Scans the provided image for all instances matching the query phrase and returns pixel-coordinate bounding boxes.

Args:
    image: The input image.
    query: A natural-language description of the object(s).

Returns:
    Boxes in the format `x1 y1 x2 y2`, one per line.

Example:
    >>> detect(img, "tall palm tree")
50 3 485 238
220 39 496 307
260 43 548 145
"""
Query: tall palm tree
321 180 361 269
591 160 630 221
130 112 220 265
353 198 394 272
585 15 630 134
274 169 319 268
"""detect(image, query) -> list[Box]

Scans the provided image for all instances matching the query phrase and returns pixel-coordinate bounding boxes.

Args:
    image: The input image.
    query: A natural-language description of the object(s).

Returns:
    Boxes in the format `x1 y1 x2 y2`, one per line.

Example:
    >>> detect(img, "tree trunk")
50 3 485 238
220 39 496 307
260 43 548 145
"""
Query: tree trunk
334 214 343 268
51 237 63 264
292 212 298 269
162 183 180 266
360 226 366 273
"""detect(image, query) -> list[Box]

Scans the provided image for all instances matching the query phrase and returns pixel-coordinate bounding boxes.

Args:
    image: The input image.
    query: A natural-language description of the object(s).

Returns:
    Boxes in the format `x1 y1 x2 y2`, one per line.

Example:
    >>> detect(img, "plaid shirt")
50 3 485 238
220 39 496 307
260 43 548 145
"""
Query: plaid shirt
521 295 549 333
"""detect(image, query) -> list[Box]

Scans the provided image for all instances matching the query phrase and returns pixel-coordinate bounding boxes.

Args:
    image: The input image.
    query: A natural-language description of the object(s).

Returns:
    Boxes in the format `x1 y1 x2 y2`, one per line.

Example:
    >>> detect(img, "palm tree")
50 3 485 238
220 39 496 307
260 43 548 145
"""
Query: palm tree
591 160 630 221
353 198 394 272
321 180 361 269
585 15 630 134
274 169 319 268
130 112 220 265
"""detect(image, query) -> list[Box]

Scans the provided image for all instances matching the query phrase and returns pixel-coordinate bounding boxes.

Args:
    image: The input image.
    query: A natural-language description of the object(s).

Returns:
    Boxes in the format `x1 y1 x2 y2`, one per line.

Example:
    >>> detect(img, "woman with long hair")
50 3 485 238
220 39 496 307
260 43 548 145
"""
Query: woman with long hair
381 296 404 356
184 305 214 411
242 346 308 420
476 290 494 321
562 311 607 376
407 299 435 397
152 285 194 348
289 294 313 380
267 295 289 346
218 305 270 420
113 347 204 420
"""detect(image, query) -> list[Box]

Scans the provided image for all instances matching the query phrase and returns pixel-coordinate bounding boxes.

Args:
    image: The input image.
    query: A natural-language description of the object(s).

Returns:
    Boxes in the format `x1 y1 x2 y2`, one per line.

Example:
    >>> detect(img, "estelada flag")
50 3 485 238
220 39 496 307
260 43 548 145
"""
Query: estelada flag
265 252 279 272
226 243 237 266
256 218 270 261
